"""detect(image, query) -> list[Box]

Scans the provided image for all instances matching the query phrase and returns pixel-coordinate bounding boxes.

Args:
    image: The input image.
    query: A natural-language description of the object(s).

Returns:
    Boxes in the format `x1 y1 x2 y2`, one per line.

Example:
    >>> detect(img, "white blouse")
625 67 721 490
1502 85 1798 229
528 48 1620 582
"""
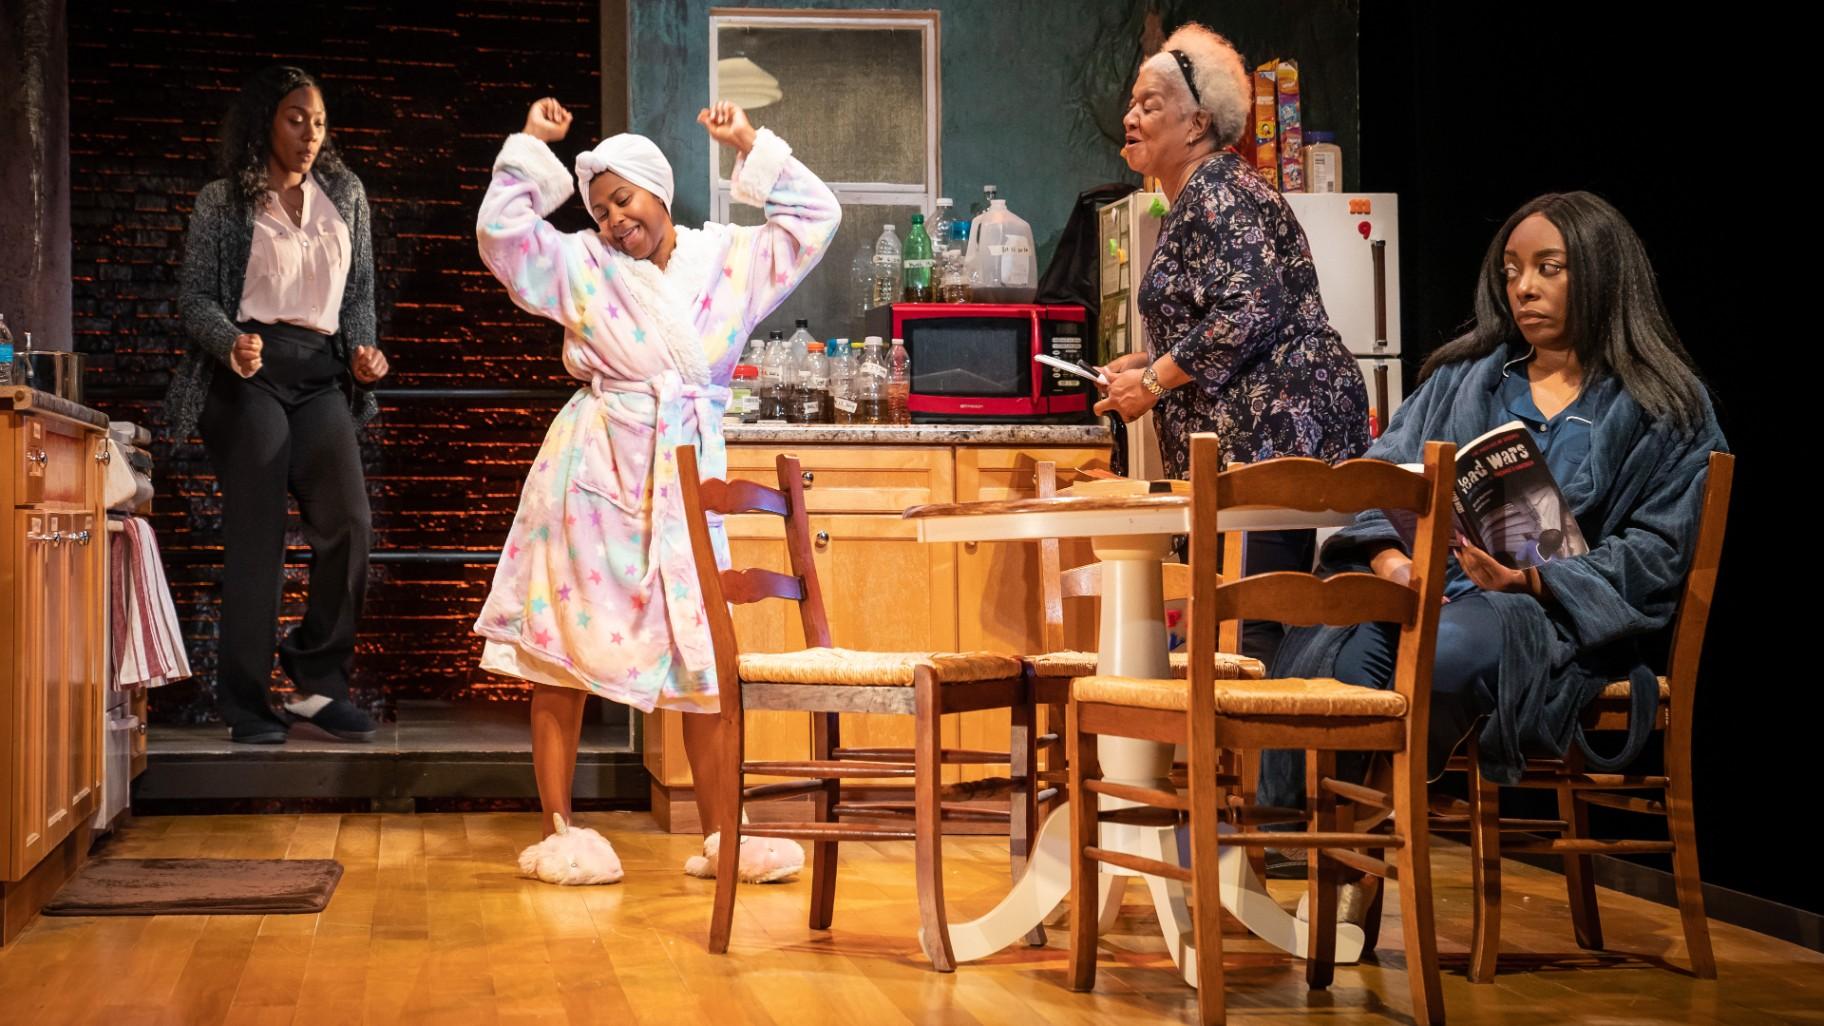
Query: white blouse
235 172 351 335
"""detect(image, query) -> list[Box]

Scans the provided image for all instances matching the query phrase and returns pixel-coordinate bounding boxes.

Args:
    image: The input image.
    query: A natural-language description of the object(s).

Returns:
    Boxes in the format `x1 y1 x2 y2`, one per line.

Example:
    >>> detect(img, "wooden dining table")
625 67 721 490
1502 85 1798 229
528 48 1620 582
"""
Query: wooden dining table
903 483 1368 981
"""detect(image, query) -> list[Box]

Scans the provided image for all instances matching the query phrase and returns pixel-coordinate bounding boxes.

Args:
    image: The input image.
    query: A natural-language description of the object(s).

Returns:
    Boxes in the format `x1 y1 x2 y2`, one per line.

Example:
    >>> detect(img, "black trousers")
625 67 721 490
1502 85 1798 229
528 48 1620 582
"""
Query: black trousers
199 321 371 731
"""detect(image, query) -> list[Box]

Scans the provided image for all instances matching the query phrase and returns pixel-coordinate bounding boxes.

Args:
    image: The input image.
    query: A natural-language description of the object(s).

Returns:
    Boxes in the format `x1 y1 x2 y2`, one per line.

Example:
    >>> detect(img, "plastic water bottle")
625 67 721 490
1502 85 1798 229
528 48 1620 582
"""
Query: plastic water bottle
870 224 902 309
887 337 910 425
852 244 876 317
827 338 855 425
0 314 13 387
800 341 830 423
930 198 954 252
781 319 815 422
729 363 759 424
855 336 889 425
787 318 815 352
757 330 789 422
782 345 807 424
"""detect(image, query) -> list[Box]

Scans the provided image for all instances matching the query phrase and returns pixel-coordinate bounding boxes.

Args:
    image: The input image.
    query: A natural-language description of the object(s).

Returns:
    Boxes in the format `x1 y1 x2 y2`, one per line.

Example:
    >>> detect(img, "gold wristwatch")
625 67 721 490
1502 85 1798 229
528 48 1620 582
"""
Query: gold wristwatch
1140 364 1167 397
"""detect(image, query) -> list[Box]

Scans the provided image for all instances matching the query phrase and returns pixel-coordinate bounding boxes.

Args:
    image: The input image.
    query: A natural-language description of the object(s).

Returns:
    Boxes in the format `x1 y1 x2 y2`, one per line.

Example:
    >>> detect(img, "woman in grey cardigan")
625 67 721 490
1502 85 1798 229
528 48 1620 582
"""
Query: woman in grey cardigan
170 65 389 744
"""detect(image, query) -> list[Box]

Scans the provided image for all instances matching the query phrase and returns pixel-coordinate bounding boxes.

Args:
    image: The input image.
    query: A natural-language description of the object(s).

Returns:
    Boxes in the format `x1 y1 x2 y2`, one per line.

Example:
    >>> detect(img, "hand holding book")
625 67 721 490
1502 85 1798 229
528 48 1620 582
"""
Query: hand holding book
1371 531 1540 600
1386 421 1585 574
1454 533 1537 596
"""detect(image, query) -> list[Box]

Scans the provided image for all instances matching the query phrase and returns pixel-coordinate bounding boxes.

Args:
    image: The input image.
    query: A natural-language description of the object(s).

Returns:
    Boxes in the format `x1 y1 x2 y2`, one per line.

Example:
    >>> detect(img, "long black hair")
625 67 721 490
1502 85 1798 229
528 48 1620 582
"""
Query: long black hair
215 65 346 211
1420 191 1708 429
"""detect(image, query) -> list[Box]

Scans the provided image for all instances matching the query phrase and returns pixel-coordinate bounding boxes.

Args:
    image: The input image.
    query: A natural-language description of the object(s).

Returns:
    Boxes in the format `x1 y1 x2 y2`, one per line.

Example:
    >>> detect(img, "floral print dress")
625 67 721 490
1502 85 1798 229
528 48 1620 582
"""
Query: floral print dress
1139 151 1370 477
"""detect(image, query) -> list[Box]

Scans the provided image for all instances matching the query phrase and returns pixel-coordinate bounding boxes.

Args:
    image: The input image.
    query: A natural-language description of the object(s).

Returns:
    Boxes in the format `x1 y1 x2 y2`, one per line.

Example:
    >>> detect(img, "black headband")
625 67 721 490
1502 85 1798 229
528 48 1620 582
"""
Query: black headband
1168 49 1201 104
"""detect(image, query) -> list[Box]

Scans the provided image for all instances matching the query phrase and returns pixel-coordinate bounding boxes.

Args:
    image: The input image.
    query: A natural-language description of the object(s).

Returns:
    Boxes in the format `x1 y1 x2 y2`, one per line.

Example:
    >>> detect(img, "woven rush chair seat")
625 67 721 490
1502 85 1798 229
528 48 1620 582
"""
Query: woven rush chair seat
1072 675 1410 718
737 648 1023 687
1596 676 1671 702
1025 649 1264 681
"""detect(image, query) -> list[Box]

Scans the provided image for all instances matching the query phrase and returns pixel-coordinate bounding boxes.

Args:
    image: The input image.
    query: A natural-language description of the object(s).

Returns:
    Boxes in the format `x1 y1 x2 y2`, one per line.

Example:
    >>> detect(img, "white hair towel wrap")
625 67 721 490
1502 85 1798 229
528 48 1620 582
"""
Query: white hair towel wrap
575 133 675 212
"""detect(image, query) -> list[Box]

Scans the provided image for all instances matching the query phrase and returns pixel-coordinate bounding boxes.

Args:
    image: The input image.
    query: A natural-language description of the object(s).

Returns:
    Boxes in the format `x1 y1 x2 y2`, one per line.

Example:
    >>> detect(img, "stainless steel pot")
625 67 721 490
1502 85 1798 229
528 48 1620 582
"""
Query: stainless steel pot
14 349 85 404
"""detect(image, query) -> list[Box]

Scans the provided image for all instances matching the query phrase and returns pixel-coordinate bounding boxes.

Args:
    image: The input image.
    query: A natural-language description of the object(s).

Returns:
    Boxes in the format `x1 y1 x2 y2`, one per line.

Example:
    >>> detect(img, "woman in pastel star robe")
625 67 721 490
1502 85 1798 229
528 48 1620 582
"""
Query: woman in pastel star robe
475 97 838 883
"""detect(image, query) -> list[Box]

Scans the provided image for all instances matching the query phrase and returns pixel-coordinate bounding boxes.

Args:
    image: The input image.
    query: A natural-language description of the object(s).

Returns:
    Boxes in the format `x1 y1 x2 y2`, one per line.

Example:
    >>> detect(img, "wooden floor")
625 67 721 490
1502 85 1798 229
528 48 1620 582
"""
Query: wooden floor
1 812 1817 1025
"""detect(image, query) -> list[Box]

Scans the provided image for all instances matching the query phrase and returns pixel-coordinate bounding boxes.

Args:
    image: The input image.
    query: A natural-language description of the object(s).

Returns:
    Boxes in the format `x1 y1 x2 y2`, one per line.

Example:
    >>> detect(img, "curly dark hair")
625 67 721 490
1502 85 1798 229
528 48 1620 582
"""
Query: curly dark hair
215 65 346 210
1421 191 1708 430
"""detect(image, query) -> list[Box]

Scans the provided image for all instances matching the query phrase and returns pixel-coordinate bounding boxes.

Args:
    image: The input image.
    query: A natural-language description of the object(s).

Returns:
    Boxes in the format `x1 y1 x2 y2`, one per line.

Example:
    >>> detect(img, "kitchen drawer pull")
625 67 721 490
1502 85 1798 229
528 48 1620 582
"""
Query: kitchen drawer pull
801 471 815 486
814 530 830 548
72 529 92 546
27 530 63 544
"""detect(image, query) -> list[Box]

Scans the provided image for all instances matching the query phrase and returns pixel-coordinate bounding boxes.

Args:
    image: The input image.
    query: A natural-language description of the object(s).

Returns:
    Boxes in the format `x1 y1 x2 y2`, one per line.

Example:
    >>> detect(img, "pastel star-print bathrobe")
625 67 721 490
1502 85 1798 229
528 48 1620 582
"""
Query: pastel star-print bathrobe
472 128 839 711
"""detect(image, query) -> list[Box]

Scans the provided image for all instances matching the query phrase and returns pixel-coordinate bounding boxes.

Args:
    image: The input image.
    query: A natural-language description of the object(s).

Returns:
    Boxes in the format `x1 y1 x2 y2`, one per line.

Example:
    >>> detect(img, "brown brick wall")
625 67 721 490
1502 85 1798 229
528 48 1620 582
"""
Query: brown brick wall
69 1 604 721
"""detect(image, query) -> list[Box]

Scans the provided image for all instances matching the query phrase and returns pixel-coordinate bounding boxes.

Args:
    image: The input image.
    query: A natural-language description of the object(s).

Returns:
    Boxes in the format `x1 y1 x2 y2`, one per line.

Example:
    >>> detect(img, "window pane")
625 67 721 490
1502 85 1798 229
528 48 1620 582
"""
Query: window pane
715 24 927 185
732 198 921 342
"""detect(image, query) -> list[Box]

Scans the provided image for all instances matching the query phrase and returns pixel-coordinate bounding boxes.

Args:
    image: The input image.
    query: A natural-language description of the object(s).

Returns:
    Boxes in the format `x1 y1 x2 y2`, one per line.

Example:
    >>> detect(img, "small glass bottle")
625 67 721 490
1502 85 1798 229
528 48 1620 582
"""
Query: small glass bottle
901 214 935 303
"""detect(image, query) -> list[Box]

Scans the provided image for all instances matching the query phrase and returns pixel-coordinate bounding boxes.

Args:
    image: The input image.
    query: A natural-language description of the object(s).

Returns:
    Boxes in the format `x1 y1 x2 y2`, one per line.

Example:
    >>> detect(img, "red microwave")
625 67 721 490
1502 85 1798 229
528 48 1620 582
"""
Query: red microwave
863 303 1094 421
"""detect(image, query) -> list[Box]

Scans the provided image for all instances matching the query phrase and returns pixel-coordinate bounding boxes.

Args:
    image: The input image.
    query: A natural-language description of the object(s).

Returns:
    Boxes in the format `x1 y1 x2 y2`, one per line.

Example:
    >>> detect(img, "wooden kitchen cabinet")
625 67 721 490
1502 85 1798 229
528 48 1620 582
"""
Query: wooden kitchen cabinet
643 433 1109 831
951 447 1105 782
3 389 109 944
8 509 103 878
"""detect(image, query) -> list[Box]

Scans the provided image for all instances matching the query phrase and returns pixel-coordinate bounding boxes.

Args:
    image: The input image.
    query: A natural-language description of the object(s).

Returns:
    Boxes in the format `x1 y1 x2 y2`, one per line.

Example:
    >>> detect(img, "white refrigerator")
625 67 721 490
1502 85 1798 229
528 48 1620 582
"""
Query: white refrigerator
1097 190 1403 479
1283 192 1403 430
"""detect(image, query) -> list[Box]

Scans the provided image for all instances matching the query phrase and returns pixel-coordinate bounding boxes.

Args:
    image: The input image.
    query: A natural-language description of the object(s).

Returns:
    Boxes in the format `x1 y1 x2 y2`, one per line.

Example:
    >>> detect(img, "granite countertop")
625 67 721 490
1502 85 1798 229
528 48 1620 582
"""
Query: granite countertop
723 422 1112 446
0 386 110 429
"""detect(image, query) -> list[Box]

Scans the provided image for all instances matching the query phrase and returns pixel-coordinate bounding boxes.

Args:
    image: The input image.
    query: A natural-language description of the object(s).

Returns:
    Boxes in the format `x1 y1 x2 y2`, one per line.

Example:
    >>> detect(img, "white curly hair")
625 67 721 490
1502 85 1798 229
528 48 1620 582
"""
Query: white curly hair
1141 22 1251 148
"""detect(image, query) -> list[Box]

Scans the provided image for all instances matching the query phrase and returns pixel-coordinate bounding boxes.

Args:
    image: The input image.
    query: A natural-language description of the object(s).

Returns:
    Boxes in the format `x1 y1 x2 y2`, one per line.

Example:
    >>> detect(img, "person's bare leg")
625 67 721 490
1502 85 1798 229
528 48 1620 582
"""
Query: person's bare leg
682 709 731 838
531 684 588 836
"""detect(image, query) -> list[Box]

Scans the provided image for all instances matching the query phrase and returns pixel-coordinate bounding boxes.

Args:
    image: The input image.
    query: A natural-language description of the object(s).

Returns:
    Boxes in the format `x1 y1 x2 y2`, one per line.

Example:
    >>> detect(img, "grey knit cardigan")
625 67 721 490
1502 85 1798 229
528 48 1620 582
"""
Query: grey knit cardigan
167 163 380 440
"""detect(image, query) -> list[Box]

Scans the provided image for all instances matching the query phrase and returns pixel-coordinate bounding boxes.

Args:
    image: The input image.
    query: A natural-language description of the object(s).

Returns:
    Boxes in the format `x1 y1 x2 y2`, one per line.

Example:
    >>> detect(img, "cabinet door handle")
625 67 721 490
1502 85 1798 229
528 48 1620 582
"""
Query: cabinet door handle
96 446 112 463
28 530 63 544
801 471 815 486
814 530 830 548
72 529 92 546
25 448 48 465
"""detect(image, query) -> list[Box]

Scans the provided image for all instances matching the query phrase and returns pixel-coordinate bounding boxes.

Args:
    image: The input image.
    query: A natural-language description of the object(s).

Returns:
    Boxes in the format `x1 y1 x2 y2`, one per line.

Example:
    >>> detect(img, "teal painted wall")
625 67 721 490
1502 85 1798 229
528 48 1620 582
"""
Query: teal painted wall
627 0 1358 294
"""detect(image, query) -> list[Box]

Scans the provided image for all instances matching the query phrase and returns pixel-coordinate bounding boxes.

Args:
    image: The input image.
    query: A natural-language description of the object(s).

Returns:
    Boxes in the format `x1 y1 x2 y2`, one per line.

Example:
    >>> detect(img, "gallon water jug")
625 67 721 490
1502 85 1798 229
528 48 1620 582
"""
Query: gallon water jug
962 198 1038 304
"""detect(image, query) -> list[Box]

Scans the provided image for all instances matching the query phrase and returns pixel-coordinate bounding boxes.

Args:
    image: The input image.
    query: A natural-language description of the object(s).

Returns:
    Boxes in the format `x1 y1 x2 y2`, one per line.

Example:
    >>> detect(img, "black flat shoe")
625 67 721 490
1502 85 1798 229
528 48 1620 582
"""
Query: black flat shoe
288 698 378 742
230 721 289 744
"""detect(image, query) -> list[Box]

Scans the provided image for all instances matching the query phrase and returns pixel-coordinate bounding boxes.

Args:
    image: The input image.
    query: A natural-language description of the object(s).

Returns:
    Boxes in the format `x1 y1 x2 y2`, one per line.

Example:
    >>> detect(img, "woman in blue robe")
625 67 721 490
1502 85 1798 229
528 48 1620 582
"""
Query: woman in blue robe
1261 192 1727 820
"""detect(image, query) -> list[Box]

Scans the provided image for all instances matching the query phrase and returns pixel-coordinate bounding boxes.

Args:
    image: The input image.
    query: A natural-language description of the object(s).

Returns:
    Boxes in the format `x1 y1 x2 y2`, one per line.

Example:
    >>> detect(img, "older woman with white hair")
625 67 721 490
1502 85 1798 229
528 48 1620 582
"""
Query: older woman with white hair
474 97 840 884
1095 23 1371 666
